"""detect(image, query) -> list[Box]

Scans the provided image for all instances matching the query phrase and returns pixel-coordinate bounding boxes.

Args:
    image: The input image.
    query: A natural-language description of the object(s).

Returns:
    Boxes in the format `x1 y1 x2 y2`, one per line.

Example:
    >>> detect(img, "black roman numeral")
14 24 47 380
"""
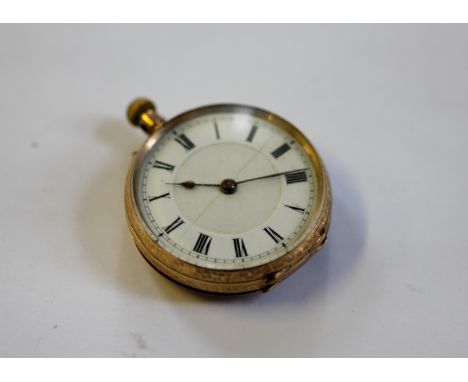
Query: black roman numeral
284 204 305 213
263 226 284 244
214 121 220 140
285 170 307 184
233 238 248 258
246 125 258 142
149 193 170 202
193 233 212 255
153 160 175 172
175 134 195 151
163 216 184 235
271 143 291 159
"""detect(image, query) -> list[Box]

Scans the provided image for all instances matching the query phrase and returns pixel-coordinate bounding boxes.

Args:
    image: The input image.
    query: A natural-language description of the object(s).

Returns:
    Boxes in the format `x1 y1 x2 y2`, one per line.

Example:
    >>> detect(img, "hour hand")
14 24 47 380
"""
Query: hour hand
166 178 238 194
165 180 219 189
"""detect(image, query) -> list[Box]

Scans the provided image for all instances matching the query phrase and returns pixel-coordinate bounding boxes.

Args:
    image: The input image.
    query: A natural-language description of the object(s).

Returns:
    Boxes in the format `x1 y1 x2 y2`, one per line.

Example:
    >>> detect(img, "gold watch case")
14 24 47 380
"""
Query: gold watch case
124 99 332 295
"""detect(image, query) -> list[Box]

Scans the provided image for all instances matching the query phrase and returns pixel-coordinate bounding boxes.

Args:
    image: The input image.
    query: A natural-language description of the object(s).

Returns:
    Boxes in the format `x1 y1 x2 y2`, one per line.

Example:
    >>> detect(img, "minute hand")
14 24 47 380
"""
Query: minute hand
237 168 308 185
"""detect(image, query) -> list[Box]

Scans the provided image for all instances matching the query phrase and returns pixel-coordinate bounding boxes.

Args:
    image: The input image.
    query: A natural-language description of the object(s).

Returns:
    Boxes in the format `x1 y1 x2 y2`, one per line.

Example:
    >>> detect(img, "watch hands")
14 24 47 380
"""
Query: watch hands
164 180 219 188
165 168 308 190
236 168 308 185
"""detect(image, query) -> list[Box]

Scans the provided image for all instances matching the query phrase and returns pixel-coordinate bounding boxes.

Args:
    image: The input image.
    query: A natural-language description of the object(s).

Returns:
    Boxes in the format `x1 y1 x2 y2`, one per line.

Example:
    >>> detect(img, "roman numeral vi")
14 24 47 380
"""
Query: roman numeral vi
193 233 212 255
233 238 248 258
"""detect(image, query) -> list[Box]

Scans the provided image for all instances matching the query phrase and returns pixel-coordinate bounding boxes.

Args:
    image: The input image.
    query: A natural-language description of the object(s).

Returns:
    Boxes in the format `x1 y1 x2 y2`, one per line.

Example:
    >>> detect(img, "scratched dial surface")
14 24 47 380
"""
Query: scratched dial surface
136 108 319 270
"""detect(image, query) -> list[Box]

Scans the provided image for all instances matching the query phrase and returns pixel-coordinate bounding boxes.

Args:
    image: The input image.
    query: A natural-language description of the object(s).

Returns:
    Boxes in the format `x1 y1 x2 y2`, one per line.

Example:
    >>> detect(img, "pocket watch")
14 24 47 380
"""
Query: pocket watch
124 98 332 295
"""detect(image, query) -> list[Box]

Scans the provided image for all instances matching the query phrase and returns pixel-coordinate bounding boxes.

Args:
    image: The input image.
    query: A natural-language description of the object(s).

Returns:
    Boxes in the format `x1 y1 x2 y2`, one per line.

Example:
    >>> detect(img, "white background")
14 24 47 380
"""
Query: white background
1 24 467 357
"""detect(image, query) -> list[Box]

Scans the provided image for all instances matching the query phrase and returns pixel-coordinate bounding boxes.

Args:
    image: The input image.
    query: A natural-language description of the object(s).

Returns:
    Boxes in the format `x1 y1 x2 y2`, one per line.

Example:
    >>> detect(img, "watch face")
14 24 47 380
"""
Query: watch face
132 105 323 270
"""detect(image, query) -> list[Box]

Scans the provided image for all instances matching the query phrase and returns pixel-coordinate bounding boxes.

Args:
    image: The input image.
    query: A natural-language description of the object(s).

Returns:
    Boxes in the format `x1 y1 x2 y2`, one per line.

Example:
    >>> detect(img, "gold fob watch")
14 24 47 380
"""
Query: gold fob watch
124 98 332 295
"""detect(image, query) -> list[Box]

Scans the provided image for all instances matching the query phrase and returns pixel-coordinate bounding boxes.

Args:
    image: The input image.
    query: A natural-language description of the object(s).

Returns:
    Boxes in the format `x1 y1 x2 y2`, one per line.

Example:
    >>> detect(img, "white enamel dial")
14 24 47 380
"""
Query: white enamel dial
135 108 319 270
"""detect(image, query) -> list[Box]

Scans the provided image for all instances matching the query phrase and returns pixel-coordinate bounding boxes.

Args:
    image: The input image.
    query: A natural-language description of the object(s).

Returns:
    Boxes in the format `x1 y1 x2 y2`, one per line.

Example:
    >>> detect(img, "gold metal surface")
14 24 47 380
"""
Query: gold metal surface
127 98 165 134
124 100 332 295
